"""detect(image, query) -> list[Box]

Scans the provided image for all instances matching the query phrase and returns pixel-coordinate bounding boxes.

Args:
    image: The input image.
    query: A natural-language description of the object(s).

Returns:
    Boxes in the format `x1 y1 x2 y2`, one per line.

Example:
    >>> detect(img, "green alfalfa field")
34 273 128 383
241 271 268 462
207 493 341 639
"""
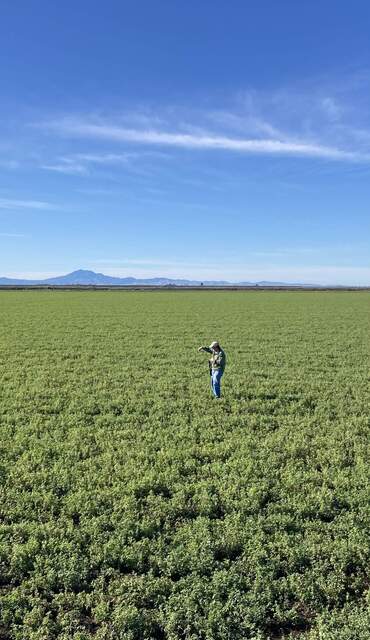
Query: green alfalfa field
0 290 369 640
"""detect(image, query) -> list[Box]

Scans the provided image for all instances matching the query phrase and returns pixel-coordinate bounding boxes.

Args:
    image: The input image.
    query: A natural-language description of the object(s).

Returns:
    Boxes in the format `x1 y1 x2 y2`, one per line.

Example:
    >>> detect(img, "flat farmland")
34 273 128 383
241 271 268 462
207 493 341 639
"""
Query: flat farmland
0 291 369 640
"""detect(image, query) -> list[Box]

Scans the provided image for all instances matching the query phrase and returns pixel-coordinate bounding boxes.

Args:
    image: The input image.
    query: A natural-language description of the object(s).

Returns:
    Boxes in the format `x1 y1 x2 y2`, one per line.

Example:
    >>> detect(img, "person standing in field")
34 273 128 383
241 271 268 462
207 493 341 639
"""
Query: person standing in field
198 341 226 398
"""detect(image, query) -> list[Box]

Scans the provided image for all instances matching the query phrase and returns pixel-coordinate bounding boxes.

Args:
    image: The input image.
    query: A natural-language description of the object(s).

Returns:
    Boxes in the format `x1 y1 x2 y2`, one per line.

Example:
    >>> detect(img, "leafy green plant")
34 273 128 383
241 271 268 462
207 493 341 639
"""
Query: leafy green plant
0 291 369 639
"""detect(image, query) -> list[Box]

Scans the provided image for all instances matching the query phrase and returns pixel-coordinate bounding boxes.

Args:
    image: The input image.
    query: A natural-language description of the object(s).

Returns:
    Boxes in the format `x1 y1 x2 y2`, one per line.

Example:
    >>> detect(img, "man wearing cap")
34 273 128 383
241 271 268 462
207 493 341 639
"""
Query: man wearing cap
198 341 226 398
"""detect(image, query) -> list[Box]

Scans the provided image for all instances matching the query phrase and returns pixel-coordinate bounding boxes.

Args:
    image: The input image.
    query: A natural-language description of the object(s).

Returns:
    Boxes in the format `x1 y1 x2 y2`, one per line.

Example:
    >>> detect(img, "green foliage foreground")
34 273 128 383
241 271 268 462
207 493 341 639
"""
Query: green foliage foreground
0 291 369 640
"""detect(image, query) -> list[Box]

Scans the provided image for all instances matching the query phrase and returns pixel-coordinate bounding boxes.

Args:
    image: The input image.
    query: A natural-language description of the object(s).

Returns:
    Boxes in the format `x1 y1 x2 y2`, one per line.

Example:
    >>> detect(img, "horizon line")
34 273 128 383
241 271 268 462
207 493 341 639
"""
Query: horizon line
0 268 369 288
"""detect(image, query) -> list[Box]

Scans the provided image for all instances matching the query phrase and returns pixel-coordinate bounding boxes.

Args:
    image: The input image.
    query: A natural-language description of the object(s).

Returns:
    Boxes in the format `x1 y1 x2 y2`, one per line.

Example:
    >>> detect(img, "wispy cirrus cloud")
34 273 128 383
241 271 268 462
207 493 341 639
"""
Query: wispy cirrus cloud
0 232 26 237
41 150 169 176
42 153 134 176
206 110 287 139
72 152 137 164
38 117 370 162
0 198 57 211
40 160 88 175
29 74 370 173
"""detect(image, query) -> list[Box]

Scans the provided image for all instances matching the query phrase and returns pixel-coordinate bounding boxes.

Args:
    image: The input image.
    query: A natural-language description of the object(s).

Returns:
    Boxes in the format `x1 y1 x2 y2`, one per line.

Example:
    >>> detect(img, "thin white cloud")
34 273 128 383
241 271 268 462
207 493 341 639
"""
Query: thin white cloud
73 152 135 164
41 118 370 162
207 110 286 139
40 150 167 176
41 163 88 175
0 232 26 237
0 198 57 211
42 153 134 173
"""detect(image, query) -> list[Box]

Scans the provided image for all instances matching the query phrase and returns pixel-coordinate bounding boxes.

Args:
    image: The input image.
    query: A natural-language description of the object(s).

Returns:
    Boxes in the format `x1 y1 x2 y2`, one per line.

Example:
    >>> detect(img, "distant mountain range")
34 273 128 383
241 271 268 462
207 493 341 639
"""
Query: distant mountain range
0 269 318 287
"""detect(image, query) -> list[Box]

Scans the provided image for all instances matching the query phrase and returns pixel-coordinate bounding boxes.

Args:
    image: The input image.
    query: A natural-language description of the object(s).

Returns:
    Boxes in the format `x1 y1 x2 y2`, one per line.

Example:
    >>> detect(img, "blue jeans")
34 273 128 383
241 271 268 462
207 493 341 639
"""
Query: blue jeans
211 369 223 398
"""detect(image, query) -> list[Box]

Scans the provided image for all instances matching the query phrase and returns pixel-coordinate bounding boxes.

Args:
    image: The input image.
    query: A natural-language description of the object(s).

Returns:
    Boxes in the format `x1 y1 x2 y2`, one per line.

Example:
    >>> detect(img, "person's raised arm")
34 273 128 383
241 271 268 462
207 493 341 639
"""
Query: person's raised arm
198 346 212 353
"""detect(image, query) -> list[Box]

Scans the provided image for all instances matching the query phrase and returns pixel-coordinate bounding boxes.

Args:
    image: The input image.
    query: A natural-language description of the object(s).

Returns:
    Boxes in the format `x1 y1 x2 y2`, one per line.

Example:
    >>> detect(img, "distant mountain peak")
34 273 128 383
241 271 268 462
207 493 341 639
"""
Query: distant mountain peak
68 269 97 275
67 269 108 277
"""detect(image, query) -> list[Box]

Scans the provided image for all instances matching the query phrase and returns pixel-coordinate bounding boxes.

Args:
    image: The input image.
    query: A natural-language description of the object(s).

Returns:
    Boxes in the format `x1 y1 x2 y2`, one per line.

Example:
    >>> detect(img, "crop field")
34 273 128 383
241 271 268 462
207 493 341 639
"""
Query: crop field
0 290 369 640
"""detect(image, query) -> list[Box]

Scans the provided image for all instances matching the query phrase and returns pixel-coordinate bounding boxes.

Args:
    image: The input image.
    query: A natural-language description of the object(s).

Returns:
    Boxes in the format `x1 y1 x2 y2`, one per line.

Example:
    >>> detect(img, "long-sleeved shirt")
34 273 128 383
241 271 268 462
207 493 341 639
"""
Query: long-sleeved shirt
200 347 226 372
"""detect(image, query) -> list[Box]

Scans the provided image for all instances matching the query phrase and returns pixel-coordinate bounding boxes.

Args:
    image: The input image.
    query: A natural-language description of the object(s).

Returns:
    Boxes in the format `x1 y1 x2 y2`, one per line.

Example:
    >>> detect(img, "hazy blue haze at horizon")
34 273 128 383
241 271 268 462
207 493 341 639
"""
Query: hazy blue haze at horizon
1 1 370 284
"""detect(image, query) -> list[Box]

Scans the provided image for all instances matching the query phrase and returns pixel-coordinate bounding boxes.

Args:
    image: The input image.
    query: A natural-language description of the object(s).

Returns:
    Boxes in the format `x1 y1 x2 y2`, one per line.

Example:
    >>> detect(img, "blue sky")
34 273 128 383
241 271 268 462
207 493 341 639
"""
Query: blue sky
1 0 370 284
